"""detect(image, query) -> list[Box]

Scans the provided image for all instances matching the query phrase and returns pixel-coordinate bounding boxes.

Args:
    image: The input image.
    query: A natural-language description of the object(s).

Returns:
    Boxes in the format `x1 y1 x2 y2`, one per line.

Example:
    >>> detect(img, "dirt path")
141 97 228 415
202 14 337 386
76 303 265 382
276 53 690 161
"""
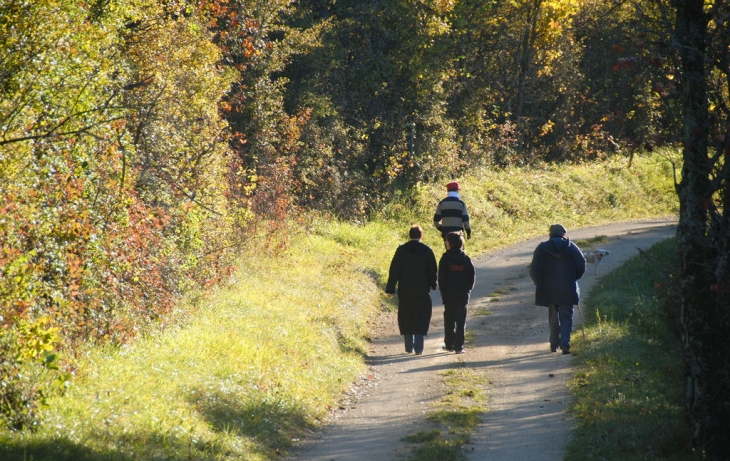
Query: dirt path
285 218 677 461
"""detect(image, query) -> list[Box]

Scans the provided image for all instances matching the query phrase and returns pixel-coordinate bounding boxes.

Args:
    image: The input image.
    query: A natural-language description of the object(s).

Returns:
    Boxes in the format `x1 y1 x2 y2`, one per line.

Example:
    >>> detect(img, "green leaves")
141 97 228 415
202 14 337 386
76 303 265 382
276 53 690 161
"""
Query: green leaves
0 316 64 430
1 0 241 428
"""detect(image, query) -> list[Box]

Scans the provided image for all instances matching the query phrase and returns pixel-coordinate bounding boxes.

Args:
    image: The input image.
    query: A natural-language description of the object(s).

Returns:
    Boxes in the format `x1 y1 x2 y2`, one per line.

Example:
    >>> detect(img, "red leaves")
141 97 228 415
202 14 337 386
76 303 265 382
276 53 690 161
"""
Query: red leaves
0 144 221 349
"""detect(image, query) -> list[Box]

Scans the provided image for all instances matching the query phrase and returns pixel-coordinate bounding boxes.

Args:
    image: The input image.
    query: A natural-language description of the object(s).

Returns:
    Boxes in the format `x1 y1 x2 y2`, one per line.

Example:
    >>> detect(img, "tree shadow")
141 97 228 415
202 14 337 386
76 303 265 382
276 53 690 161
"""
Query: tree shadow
0 389 315 461
189 386 316 456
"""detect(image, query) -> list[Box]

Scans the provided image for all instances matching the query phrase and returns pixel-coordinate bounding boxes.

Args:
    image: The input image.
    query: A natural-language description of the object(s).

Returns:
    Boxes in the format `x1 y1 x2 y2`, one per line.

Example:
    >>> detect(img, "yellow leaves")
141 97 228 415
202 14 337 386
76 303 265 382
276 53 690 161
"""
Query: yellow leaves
375 151 411 180
436 0 455 13
531 0 581 49
540 119 555 137
15 316 60 362
243 172 258 195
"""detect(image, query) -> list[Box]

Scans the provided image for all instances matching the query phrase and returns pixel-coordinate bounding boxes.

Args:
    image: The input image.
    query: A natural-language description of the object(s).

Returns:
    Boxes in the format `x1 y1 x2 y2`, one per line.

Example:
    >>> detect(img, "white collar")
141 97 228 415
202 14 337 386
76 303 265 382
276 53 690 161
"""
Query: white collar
447 191 461 199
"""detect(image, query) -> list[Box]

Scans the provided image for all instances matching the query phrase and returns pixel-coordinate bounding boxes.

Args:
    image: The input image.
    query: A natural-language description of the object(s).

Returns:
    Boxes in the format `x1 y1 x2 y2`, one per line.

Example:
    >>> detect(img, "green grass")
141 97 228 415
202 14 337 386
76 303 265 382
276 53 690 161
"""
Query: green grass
401 364 487 461
566 238 696 461
0 232 383 461
0 153 680 461
487 285 516 302
378 152 678 255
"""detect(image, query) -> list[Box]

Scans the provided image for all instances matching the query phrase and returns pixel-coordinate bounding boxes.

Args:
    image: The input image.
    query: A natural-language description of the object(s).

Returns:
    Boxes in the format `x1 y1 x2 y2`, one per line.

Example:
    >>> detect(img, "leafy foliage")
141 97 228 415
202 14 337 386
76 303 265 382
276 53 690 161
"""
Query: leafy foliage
0 317 68 431
197 0 320 226
0 0 237 428
282 0 688 213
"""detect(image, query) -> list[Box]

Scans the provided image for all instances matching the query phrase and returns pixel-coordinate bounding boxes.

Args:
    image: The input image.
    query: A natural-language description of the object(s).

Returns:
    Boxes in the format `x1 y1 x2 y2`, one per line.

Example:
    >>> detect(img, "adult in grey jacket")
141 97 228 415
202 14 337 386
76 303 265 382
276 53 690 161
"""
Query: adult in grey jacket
386 225 438 355
530 224 586 354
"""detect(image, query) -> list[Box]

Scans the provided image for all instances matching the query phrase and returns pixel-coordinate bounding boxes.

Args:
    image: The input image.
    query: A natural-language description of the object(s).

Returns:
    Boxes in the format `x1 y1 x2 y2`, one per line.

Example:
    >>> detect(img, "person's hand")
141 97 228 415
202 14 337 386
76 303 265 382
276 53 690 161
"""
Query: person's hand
466 231 472 239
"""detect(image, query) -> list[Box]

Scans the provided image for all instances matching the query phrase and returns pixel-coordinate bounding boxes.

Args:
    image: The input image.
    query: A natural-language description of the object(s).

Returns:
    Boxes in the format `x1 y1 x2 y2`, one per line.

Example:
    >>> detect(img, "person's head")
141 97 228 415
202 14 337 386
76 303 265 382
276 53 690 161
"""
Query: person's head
446 231 464 249
446 181 461 192
549 223 567 238
409 225 423 240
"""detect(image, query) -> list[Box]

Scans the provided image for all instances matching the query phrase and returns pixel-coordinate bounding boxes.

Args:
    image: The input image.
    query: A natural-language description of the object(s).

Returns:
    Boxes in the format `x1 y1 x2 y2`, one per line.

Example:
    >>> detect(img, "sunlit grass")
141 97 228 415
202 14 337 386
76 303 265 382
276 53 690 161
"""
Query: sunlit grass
0 228 385 461
381 152 678 255
566 238 694 461
0 153 679 461
574 235 610 247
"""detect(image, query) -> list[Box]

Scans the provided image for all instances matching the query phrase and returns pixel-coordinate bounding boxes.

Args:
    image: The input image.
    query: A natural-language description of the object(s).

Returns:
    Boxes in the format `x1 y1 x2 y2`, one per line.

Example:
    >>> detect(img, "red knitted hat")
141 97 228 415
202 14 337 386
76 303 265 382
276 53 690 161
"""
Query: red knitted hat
446 181 460 191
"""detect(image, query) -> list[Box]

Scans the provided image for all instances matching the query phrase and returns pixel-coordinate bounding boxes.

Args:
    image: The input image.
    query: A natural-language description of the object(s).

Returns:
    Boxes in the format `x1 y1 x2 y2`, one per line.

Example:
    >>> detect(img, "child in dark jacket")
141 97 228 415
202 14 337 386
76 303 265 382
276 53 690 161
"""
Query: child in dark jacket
438 232 476 354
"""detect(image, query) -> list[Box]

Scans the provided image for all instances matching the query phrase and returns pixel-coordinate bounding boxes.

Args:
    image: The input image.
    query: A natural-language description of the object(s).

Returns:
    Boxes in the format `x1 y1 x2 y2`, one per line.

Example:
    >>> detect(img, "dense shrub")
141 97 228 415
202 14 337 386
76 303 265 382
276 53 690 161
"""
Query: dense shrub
0 0 238 428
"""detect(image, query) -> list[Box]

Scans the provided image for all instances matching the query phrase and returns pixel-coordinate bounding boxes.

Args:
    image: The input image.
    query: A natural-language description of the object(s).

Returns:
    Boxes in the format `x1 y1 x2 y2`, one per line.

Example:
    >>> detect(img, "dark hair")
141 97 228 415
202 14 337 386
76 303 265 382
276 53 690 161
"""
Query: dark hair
446 231 464 249
409 225 423 239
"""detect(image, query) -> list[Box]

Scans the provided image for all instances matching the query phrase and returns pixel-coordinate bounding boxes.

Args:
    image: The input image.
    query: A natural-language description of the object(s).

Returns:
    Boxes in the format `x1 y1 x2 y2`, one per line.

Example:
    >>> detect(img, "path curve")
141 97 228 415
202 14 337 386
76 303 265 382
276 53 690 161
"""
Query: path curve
286 218 677 461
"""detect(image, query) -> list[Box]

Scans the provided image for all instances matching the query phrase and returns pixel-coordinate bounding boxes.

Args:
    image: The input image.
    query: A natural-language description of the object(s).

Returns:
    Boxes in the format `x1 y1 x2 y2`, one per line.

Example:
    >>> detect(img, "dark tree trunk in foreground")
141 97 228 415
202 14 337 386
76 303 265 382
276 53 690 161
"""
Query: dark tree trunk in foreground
674 0 730 458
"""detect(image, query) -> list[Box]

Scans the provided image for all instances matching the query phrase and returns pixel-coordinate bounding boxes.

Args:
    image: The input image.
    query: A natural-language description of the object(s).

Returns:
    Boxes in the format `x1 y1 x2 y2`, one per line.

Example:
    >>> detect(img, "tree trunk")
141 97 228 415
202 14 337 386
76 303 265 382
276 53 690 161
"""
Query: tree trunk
514 0 542 154
515 0 541 121
674 1 730 457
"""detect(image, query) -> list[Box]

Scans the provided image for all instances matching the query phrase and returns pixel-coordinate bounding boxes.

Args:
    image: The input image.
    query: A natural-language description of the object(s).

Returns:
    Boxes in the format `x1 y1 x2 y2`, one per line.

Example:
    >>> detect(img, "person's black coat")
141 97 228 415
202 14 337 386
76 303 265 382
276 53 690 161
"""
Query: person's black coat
438 248 475 306
530 237 586 306
385 240 437 335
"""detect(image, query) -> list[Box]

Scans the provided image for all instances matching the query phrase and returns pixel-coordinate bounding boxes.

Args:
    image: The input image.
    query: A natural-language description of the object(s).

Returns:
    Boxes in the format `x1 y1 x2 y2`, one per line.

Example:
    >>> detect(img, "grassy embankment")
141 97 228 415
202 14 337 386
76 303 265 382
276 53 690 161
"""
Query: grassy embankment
566 237 694 460
0 153 679 461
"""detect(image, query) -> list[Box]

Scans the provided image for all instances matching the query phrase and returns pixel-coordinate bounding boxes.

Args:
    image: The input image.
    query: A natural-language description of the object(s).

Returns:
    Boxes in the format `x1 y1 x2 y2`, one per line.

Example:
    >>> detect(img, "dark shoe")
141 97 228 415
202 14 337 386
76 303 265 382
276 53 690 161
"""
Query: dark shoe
442 346 454 352
562 349 571 355
414 351 423 355
454 349 464 354
550 347 557 353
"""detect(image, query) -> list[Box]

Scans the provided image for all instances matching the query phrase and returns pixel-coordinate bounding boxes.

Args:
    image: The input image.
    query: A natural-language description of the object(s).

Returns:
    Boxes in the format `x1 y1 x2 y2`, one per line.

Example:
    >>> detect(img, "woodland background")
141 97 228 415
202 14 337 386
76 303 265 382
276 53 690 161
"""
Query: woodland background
1 0 728 457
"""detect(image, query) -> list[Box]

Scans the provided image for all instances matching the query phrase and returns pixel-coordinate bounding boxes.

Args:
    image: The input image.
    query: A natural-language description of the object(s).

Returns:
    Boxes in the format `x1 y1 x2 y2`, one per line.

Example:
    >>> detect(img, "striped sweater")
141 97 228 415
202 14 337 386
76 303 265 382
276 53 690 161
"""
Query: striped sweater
433 193 471 238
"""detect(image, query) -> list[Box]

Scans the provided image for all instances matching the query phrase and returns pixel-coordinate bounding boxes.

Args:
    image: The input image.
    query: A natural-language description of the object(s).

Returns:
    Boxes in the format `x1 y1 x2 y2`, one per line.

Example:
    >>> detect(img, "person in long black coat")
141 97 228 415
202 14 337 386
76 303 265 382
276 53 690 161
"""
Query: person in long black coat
385 225 438 355
530 223 586 354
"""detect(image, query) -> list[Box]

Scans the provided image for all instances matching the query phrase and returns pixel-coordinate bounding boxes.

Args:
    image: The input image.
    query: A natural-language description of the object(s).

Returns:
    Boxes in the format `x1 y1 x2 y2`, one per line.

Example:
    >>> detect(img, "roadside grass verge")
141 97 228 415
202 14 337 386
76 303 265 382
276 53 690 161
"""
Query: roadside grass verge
0 225 392 461
0 154 678 461
566 238 694 460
